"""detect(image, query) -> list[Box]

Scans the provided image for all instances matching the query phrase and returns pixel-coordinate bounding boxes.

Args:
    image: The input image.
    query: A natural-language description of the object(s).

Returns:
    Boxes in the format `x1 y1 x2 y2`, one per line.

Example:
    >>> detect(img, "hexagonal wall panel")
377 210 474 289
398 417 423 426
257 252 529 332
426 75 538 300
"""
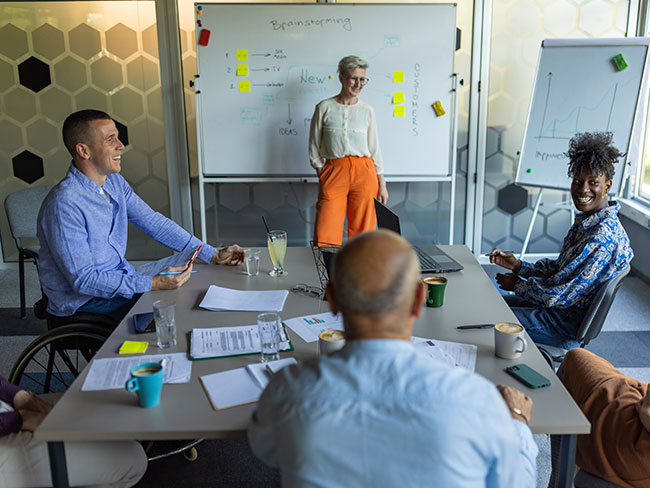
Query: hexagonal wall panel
32 23 65 60
147 88 163 121
126 56 159 91
151 149 168 180
142 25 159 59
506 0 540 38
137 179 168 212
4 87 37 122
120 149 150 183
482 209 511 246
13 150 44 184
69 24 101 60
54 57 87 92
543 3 577 36
106 23 138 60
0 24 28 60
18 57 51 93
91 57 123 92
579 0 615 37
219 184 250 212
114 120 129 147
0 58 14 92
76 87 108 112
0 120 23 154
26 119 59 154
112 87 143 122
129 118 163 152
498 183 528 215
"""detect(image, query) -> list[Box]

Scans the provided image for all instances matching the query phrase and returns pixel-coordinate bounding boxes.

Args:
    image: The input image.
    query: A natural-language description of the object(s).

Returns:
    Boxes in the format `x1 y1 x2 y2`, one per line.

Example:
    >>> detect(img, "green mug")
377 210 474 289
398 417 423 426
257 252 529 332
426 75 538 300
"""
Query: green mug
424 276 448 307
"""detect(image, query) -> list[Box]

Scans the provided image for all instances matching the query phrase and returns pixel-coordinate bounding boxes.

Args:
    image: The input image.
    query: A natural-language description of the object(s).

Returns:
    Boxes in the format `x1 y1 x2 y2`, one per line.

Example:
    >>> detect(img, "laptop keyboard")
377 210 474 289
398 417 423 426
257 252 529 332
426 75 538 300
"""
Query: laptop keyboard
414 246 442 271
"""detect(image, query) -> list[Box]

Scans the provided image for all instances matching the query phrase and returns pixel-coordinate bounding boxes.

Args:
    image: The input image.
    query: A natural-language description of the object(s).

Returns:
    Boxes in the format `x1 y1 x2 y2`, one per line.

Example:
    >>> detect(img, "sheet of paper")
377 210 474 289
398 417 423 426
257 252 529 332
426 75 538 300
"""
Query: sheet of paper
190 325 291 359
135 247 197 276
199 285 289 312
283 311 344 343
81 353 192 391
411 336 477 372
245 358 297 389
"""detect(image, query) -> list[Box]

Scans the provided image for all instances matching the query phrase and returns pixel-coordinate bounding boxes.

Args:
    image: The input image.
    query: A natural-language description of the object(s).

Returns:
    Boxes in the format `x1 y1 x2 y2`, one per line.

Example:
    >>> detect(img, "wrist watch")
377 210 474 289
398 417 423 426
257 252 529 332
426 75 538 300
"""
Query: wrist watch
511 407 529 424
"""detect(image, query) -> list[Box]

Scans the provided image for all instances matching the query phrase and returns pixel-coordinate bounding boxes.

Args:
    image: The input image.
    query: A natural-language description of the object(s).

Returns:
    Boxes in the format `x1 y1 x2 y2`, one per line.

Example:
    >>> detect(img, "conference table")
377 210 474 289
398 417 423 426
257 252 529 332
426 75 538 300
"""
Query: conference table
35 245 590 488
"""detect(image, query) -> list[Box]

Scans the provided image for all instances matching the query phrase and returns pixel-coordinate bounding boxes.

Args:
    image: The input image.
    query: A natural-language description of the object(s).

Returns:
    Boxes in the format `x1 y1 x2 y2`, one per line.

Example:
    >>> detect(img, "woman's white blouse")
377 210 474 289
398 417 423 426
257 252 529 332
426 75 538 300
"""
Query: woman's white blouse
308 97 384 174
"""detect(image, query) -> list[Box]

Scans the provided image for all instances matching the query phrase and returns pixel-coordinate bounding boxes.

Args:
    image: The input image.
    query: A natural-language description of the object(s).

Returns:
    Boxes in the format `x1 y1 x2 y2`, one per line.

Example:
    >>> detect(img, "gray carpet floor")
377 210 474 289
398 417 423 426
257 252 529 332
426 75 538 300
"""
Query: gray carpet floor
1 264 649 487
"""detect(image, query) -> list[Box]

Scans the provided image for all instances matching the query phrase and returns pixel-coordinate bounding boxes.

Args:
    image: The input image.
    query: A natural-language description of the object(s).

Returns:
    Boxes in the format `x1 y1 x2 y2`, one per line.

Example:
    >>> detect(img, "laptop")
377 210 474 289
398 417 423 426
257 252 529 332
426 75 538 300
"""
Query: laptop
374 199 464 273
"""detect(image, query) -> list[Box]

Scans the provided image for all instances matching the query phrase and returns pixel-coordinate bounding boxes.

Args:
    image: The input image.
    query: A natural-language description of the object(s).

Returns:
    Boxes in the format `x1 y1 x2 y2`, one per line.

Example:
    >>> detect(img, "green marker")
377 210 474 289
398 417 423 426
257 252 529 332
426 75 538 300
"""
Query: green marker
613 54 628 71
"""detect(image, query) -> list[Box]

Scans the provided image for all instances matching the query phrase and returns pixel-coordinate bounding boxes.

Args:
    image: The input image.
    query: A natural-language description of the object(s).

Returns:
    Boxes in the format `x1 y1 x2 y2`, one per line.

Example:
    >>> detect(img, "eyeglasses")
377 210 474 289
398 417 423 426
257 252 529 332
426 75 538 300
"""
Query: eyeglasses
291 283 323 298
345 76 369 85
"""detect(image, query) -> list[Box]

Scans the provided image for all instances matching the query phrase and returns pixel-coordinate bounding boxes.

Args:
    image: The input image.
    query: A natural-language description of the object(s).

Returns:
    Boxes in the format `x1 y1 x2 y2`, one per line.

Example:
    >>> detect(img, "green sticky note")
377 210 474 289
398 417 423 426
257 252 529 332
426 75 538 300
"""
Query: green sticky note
393 71 405 83
119 341 148 354
239 80 250 92
236 64 249 76
613 53 628 71
393 105 405 117
236 49 248 61
393 92 405 104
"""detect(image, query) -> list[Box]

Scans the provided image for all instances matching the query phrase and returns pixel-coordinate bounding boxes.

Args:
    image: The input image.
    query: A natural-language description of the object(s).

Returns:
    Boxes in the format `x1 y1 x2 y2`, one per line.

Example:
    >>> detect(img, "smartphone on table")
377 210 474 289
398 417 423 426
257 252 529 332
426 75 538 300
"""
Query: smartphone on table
505 364 551 389
186 245 202 268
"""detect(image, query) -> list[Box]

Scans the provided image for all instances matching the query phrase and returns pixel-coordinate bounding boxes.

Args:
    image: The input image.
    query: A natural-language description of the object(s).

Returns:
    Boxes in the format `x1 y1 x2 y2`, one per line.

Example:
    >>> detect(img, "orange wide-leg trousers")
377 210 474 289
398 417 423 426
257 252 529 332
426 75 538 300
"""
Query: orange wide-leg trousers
313 156 378 246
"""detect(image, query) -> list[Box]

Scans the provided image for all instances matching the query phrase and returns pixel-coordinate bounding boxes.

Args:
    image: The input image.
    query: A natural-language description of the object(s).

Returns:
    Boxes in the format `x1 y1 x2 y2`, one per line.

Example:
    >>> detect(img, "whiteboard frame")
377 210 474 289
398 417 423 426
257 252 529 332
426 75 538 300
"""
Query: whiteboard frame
516 37 650 194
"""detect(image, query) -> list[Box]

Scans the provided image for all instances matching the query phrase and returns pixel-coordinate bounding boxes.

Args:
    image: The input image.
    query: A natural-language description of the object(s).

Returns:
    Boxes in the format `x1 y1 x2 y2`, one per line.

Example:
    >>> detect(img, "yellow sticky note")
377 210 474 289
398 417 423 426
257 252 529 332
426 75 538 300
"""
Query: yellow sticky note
236 64 249 76
432 101 446 116
393 92 405 104
393 105 405 117
393 71 405 83
239 80 250 92
236 49 248 61
119 341 148 354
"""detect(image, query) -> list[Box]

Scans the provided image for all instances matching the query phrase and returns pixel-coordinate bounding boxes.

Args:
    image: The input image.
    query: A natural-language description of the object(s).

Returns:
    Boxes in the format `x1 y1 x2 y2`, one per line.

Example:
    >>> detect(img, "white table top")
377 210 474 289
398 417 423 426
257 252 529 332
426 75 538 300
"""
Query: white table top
35 245 589 441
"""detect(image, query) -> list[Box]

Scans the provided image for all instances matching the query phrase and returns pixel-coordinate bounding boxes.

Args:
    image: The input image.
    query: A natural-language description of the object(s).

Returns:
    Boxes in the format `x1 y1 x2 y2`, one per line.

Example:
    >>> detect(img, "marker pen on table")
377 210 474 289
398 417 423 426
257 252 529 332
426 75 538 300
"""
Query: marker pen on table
159 270 200 276
485 251 514 257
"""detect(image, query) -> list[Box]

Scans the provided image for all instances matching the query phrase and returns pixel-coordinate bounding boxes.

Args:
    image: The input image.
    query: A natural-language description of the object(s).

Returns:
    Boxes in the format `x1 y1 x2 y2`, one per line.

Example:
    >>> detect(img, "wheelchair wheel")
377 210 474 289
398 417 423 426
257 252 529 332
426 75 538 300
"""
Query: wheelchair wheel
9 324 111 394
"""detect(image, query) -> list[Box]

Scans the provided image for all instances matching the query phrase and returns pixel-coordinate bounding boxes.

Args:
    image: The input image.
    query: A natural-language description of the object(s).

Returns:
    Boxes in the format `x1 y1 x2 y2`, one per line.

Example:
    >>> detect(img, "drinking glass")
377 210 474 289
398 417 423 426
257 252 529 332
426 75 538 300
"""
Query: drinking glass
267 230 288 277
258 312 281 362
153 299 177 348
245 249 260 276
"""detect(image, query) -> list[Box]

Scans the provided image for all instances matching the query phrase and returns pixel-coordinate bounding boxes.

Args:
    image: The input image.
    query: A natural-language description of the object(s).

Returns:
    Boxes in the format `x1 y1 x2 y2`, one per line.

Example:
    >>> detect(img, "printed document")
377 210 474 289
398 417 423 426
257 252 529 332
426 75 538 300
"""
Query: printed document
283 311 344 343
81 353 192 391
199 285 289 312
191 325 292 359
412 336 477 371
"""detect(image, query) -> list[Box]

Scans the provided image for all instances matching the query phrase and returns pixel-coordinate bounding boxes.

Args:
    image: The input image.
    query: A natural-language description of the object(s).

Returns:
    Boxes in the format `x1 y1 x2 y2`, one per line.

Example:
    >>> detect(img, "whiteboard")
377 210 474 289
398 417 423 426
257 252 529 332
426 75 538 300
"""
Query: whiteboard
517 39 650 192
194 3 457 177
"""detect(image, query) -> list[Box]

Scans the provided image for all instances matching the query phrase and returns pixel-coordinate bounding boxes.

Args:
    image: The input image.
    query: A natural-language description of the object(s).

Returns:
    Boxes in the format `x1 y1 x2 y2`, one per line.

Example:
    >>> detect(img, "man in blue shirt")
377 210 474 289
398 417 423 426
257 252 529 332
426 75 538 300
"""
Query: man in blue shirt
38 109 243 320
490 132 633 349
248 230 537 487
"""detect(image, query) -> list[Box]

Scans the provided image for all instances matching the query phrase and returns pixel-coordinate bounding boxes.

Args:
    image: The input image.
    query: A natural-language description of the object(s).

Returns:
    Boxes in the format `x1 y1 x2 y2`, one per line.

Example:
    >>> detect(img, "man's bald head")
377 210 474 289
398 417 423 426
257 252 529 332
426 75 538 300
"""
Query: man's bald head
328 230 423 339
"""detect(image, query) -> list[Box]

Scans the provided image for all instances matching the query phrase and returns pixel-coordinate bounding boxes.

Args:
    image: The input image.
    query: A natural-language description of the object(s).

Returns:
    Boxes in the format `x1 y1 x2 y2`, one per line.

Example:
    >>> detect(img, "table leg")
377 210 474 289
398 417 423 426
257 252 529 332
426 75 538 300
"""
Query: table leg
554 434 577 488
48 441 70 488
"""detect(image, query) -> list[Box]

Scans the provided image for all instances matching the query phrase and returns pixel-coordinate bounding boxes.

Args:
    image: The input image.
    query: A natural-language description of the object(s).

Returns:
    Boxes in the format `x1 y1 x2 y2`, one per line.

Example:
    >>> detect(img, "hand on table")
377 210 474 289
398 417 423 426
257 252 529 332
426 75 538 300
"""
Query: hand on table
211 245 245 266
151 265 193 290
489 249 521 273
18 409 48 432
497 384 533 425
495 272 520 292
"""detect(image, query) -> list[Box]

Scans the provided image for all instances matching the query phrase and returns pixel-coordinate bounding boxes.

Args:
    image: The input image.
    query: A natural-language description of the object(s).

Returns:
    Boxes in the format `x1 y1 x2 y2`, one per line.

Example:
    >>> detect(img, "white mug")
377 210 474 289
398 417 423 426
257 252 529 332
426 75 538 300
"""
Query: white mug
318 329 345 355
494 322 527 359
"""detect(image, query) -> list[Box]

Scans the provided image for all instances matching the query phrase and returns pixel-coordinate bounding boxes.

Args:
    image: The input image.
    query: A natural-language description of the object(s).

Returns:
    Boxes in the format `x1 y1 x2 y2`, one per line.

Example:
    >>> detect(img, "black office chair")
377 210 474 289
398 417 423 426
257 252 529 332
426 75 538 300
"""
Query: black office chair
4 186 52 318
538 264 631 368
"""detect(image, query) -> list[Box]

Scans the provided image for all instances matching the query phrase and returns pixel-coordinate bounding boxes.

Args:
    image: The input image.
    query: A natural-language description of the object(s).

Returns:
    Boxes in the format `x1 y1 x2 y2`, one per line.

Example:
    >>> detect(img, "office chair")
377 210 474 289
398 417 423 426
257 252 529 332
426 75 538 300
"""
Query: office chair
4 185 52 318
538 264 631 368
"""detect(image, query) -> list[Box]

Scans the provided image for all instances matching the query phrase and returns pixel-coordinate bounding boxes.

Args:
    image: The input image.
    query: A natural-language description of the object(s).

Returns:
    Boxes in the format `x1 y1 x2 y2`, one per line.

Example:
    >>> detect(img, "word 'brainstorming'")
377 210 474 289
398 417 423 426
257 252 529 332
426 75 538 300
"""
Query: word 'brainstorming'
270 17 352 32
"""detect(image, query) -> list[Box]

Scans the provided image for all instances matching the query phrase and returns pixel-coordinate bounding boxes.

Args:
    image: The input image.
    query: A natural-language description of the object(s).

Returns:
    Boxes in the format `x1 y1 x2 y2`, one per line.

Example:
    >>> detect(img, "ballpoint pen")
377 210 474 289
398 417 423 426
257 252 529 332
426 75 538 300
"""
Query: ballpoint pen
485 251 515 257
456 324 494 330
159 270 200 275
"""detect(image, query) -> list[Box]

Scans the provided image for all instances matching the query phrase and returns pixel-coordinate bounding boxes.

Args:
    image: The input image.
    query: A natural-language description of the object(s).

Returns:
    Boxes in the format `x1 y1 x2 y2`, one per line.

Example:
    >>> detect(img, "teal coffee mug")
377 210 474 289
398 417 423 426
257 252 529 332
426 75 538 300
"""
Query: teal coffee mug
125 362 163 408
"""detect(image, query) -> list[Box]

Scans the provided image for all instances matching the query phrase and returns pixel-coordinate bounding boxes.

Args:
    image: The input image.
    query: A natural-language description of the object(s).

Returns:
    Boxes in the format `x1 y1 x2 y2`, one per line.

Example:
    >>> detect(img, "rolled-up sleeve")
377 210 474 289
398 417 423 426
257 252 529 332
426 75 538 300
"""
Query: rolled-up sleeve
308 103 325 171
367 106 383 174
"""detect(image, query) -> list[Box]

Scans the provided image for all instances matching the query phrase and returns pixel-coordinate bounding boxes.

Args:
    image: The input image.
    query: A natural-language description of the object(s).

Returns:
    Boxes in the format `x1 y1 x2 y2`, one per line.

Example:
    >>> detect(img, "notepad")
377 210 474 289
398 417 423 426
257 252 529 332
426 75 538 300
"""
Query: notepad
199 285 289 312
199 358 297 410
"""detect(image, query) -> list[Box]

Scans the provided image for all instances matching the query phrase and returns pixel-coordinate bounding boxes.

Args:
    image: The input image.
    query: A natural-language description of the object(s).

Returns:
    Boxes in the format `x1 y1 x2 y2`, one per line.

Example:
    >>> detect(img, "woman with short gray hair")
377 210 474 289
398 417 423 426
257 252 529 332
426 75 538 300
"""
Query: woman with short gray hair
309 55 388 246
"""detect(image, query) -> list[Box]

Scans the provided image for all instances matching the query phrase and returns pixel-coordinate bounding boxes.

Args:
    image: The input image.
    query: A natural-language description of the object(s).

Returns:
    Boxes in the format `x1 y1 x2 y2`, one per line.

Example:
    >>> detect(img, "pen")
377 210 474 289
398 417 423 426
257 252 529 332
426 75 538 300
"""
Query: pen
485 251 514 257
159 270 200 275
456 324 494 330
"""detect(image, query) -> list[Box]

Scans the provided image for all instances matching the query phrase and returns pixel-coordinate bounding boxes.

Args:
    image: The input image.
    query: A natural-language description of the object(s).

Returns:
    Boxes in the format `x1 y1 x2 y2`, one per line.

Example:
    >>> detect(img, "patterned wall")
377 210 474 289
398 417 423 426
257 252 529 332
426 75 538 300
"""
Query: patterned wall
0 1 170 261
483 0 630 253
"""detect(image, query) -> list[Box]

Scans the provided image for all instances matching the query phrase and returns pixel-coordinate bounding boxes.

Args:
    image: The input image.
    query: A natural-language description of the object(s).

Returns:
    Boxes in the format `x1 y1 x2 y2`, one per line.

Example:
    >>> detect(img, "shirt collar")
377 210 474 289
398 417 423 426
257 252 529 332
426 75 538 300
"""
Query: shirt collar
69 163 107 194
576 201 620 230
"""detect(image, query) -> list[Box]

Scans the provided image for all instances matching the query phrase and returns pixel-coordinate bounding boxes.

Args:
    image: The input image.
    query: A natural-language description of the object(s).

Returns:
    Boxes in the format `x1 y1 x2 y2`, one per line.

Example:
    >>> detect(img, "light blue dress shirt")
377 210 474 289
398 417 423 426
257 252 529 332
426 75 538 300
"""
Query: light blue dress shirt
249 340 537 487
37 164 215 316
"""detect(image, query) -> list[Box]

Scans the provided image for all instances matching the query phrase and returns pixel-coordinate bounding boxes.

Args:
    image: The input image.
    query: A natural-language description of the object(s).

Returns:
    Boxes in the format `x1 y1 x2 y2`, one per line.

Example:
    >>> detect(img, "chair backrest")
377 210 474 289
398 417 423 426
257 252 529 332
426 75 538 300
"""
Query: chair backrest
4 186 52 248
577 264 631 346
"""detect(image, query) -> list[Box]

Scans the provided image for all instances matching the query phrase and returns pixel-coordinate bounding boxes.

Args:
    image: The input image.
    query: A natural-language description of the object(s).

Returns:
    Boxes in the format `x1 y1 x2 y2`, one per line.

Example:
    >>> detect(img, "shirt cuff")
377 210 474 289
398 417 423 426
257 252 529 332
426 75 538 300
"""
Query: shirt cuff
198 244 217 264
518 261 533 279
310 160 324 171
512 418 539 463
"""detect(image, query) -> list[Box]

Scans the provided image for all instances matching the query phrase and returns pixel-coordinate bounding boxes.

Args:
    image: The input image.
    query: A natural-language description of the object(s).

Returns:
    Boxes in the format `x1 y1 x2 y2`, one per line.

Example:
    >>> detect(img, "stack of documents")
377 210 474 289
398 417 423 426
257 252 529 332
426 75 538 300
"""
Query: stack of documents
283 311 344 343
199 285 289 312
190 325 292 360
412 336 477 372
199 357 297 410
81 353 192 391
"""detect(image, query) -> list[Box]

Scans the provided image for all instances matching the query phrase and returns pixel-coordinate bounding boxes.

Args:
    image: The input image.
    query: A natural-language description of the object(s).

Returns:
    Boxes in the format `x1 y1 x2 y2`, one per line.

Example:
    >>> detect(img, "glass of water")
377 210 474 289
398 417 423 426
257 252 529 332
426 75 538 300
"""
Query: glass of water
153 299 177 349
257 312 281 362
245 249 260 276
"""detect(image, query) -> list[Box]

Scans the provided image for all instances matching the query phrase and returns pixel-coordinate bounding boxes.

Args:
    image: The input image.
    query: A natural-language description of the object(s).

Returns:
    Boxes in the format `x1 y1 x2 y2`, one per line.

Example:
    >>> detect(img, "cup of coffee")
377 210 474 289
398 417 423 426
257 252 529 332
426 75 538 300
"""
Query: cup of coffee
423 276 448 307
125 362 164 407
494 322 527 359
319 329 345 355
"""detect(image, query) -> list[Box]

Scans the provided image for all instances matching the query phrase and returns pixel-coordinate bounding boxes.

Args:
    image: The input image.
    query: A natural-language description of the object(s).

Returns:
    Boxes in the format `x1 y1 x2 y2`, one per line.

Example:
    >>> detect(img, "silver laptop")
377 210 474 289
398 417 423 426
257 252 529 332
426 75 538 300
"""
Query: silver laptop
374 199 464 273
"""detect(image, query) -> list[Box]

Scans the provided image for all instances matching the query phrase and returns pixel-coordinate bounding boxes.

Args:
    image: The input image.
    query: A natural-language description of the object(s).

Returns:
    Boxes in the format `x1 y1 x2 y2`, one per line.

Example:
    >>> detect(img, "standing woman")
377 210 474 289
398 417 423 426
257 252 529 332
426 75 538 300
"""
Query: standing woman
309 55 388 246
